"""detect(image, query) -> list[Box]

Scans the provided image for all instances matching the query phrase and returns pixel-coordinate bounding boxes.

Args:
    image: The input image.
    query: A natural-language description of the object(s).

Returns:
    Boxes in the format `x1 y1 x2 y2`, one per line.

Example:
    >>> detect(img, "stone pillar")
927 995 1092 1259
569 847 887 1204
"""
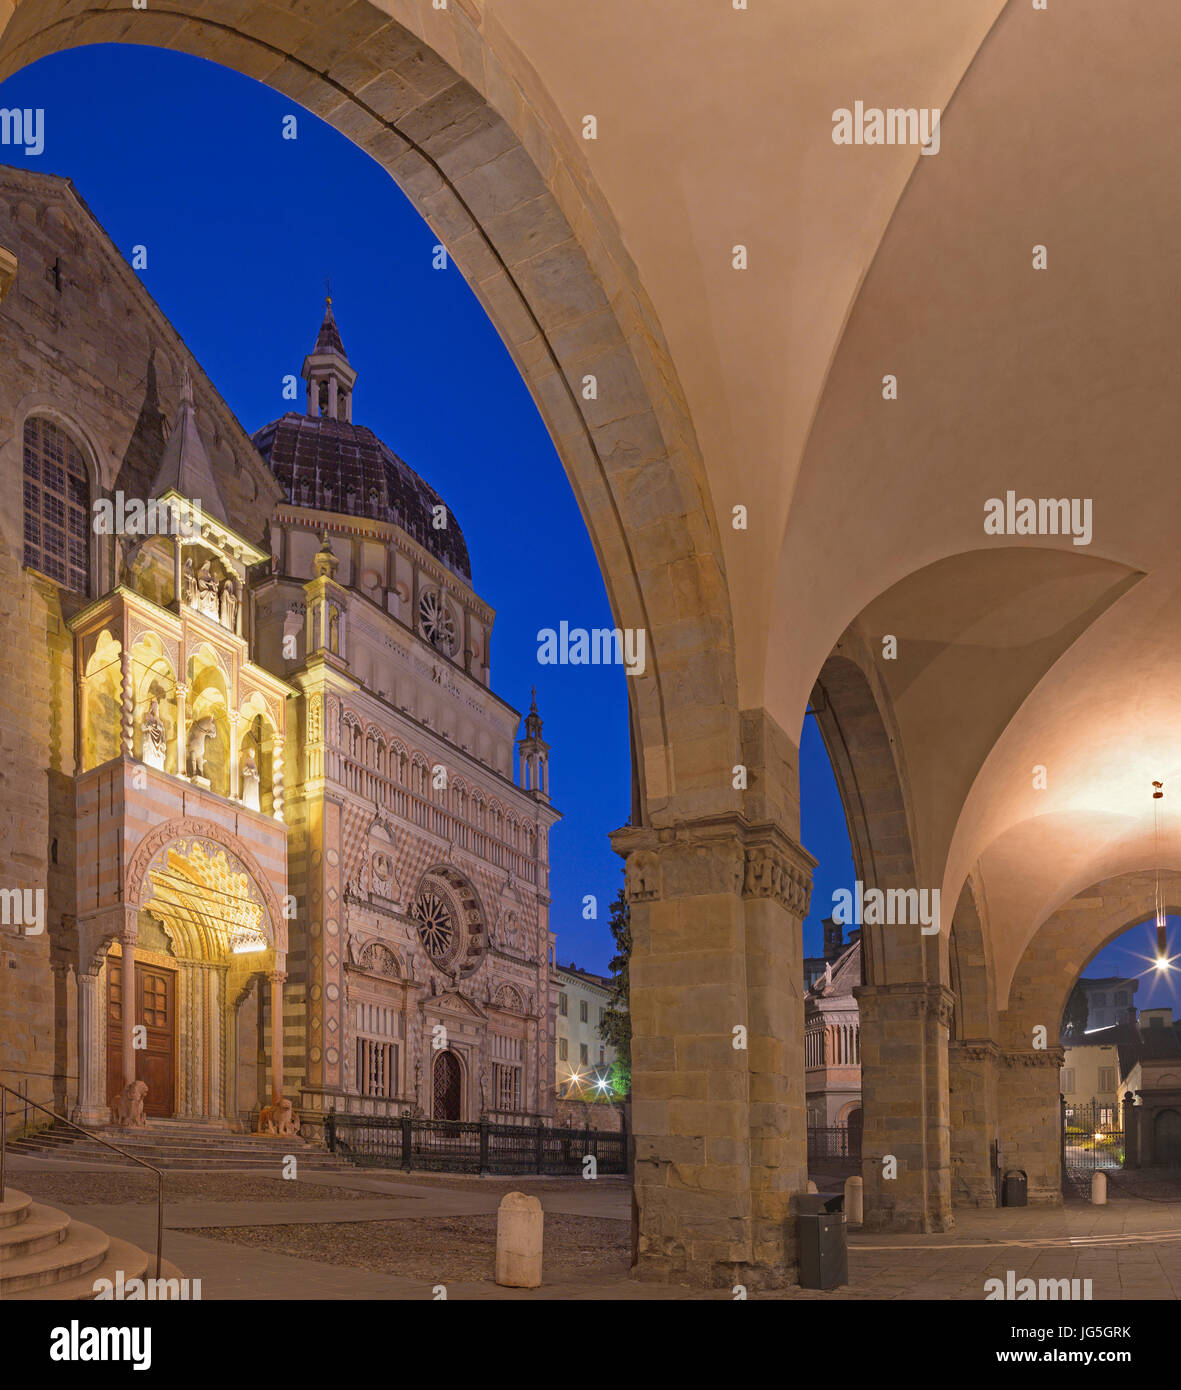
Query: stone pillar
611 816 813 1290
119 648 134 758
192 964 206 1117
269 970 286 1103
995 1048 1065 1205
175 682 188 777
228 711 240 801
120 913 138 1088
272 736 285 822
855 981 954 1232
948 1040 1000 1207
1123 1092 1139 1168
74 970 106 1127
173 538 183 612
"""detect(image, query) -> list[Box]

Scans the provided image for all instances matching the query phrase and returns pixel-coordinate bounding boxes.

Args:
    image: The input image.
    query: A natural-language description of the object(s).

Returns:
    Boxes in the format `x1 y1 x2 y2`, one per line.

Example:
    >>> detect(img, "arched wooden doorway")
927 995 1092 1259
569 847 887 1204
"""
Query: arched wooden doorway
432 1050 462 1122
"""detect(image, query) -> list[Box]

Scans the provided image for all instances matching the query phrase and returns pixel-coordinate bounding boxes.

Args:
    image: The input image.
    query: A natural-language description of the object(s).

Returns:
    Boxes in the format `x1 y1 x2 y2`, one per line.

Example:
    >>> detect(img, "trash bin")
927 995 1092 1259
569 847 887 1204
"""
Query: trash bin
1002 1169 1028 1207
797 1191 847 1289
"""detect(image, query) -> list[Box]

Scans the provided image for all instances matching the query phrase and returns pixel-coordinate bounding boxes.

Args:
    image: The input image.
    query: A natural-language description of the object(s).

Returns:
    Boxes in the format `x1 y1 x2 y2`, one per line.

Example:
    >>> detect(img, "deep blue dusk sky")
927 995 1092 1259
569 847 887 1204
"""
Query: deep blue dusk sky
1 43 1174 1007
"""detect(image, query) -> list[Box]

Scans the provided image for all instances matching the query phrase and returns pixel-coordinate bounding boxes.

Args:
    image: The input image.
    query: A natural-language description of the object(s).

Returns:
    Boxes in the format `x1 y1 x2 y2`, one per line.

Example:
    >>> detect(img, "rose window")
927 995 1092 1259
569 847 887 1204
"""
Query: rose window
418 588 457 655
412 869 486 977
414 887 458 967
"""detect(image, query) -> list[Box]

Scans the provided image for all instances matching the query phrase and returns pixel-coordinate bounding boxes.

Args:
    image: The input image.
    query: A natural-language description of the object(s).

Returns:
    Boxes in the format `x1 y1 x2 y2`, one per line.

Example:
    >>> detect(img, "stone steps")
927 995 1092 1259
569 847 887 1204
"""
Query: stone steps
8 1120 354 1172
0 1189 32 1229
2 1201 71 1259
0 1187 185 1300
1 1216 112 1294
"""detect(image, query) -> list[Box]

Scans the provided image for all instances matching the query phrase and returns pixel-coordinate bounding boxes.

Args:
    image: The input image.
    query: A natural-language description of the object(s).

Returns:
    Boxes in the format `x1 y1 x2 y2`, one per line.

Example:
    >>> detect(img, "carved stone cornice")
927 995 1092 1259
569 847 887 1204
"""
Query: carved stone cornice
950 1038 1002 1065
854 981 955 1028
611 814 815 916
1000 1047 1065 1069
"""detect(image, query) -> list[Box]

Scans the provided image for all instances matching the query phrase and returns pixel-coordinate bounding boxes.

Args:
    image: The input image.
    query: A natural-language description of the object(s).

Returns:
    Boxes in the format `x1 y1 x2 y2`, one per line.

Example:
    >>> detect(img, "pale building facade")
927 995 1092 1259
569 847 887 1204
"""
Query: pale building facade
552 963 615 1094
1076 976 1138 1033
1060 1038 1122 1127
0 166 558 1137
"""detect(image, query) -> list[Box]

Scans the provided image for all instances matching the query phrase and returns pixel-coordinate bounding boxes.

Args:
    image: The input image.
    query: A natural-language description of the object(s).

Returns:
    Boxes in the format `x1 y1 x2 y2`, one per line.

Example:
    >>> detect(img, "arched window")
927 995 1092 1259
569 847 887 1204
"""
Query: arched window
23 416 89 593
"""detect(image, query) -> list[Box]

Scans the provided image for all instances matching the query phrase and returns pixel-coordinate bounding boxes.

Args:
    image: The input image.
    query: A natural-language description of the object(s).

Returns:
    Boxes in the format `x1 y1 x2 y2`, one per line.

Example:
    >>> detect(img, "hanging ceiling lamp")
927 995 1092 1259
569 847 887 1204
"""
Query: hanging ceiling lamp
1153 781 1169 966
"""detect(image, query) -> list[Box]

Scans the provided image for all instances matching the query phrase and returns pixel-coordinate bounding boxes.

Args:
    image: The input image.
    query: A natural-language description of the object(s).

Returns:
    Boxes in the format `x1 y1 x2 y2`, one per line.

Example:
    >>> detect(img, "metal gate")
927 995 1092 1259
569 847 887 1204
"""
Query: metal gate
1062 1098 1124 1172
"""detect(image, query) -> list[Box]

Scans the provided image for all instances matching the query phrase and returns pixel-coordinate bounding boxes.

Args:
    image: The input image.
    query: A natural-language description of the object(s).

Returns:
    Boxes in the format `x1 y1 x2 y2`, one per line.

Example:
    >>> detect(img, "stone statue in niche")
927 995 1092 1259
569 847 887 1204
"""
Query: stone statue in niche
141 698 167 770
186 716 215 780
196 561 220 619
241 748 261 811
219 575 239 631
181 556 196 607
329 606 340 654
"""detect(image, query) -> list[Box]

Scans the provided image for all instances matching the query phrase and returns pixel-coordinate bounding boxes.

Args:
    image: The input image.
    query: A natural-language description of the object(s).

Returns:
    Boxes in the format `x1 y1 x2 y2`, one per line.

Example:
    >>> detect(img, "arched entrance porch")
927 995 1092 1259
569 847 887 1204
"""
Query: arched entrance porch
75 819 289 1128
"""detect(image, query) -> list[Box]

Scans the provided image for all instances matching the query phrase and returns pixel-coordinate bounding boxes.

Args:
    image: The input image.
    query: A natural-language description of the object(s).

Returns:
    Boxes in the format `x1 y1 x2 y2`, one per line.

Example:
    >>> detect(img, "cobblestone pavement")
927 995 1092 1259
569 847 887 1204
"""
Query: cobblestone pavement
8 1152 1181 1299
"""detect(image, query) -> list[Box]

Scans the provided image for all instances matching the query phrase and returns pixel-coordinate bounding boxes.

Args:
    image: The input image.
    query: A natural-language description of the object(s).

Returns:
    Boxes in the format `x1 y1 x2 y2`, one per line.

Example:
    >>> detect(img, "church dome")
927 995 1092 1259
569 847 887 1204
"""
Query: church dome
252 301 472 584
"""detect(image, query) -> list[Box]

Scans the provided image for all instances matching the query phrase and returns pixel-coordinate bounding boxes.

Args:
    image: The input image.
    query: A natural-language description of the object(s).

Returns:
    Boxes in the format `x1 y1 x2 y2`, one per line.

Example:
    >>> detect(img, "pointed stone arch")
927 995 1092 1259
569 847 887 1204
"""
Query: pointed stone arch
0 0 738 820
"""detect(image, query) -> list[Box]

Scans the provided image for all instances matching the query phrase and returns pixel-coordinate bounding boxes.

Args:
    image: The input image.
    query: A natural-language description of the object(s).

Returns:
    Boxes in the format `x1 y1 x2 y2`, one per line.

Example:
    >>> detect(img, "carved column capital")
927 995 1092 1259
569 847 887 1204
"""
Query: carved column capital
611 813 814 915
854 980 955 1028
119 903 138 946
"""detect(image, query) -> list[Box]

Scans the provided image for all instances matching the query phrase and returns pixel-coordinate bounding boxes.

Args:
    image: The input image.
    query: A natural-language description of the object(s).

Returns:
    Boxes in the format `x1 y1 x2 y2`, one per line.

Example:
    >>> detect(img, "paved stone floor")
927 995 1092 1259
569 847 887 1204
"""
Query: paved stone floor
9 1152 1181 1300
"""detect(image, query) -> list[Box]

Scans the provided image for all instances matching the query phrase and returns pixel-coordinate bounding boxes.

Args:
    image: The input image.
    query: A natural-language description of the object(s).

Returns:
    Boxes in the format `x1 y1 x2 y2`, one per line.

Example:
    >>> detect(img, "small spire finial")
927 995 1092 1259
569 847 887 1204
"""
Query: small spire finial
313 530 339 579
523 687 544 741
325 273 332 306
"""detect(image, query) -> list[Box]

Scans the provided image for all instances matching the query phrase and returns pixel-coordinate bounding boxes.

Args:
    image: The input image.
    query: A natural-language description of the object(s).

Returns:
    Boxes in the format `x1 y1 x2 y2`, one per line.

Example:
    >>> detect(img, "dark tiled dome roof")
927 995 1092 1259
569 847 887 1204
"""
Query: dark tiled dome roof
253 412 471 583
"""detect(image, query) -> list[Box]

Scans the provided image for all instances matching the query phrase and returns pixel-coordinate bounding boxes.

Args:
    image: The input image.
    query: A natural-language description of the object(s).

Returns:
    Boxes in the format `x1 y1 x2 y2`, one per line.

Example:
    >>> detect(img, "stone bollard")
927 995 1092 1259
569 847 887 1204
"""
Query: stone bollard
495 1191 543 1288
845 1175 864 1225
806 1179 818 1193
1091 1171 1107 1205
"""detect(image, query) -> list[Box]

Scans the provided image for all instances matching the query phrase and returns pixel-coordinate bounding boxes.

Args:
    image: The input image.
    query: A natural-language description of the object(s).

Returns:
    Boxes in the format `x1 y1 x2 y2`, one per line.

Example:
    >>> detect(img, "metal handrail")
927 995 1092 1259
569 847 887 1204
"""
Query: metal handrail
0 1084 163 1278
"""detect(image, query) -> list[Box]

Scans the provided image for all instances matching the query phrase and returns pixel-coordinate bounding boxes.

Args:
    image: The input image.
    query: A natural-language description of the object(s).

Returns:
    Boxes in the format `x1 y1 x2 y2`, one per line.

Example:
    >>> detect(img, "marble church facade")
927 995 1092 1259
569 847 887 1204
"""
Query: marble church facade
0 164 558 1136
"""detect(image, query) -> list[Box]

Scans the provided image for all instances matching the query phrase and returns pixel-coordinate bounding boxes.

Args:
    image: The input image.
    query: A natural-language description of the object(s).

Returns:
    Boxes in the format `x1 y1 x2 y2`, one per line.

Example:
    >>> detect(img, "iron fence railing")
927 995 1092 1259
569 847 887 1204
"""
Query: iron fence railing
807 1124 861 1163
323 1112 628 1176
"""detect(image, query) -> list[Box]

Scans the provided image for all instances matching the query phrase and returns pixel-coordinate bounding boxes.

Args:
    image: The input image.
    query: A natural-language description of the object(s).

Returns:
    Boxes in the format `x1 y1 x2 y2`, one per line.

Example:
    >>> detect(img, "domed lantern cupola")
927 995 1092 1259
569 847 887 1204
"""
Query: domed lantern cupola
302 294 357 423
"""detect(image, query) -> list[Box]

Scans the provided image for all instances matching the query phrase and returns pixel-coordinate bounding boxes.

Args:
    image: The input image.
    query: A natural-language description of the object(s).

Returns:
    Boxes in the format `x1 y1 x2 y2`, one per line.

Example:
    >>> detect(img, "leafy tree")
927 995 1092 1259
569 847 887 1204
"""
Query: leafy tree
1062 979 1088 1038
600 879 631 1089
